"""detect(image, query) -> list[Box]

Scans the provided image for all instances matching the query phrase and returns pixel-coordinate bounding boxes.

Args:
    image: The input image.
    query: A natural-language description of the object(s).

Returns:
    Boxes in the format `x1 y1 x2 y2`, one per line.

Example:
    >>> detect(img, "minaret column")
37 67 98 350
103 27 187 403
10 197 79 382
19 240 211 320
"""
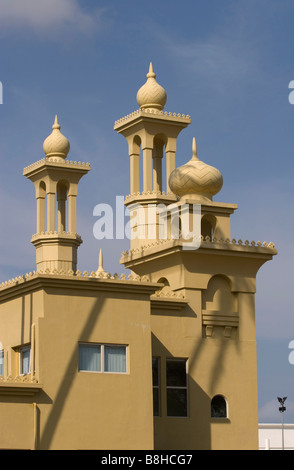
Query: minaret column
166 137 177 193
68 183 78 234
36 196 45 233
130 153 140 194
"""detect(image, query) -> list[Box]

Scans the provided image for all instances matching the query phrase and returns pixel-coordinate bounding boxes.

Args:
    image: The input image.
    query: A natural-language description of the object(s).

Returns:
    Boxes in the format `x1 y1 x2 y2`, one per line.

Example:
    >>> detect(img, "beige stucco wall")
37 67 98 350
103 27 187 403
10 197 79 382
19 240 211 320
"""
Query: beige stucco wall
0 277 157 450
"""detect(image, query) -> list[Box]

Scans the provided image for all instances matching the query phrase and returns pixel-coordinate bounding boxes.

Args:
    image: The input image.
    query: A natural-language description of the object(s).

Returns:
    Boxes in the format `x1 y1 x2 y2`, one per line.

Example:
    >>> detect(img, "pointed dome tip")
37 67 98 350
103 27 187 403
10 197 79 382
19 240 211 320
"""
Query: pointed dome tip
52 114 60 130
192 137 197 159
147 61 155 78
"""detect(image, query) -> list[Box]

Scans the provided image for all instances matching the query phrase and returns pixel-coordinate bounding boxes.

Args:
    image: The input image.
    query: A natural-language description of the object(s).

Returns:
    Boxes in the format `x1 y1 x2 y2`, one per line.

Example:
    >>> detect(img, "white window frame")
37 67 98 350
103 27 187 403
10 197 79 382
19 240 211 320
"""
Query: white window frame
19 345 31 375
166 357 188 418
78 343 128 374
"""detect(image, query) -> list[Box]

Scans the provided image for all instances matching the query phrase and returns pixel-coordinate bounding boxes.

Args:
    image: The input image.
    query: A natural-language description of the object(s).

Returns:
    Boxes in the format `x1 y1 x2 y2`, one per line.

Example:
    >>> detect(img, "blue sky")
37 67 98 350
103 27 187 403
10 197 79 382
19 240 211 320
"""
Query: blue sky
1 0 294 424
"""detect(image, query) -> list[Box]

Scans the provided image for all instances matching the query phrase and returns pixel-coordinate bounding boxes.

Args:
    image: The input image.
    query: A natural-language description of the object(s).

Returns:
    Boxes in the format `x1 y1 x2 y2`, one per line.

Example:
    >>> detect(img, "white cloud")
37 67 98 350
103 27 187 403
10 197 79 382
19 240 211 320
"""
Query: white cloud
0 0 104 34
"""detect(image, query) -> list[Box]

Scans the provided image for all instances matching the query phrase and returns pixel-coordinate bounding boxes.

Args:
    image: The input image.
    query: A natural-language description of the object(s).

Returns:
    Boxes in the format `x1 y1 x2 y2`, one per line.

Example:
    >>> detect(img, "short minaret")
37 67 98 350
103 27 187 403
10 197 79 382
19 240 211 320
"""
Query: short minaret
23 116 90 272
114 63 191 251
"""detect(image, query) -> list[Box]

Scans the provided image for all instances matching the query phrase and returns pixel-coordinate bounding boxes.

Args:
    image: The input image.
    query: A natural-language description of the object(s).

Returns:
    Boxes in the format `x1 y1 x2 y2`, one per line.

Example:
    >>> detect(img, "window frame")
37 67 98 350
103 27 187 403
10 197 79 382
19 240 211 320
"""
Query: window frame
78 342 128 374
166 357 188 418
152 357 160 417
19 345 31 375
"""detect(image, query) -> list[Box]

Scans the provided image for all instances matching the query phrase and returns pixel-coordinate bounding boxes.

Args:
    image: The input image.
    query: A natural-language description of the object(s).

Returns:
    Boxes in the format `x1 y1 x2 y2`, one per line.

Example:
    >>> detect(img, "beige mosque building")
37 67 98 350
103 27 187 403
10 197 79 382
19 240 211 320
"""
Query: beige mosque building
0 64 277 450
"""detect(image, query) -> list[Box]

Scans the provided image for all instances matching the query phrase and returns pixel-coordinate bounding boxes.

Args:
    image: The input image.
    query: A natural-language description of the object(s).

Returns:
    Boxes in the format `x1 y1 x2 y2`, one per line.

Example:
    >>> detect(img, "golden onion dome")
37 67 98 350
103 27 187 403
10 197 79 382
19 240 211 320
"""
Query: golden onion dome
169 138 223 201
43 115 70 161
136 62 167 111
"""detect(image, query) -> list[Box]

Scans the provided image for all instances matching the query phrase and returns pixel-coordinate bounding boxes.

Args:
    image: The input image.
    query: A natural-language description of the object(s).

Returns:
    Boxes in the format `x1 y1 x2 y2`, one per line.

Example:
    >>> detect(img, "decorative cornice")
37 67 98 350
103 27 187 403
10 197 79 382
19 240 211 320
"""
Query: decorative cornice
121 236 277 262
0 269 161 298
23 158 91 176
0 378 42 396
114 108 191 129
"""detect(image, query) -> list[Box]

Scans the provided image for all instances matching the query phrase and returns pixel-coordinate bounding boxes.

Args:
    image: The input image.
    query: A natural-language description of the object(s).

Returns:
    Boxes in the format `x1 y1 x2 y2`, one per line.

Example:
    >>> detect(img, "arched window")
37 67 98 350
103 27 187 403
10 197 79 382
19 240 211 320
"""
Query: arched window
211 395 227 418
201 214 216 240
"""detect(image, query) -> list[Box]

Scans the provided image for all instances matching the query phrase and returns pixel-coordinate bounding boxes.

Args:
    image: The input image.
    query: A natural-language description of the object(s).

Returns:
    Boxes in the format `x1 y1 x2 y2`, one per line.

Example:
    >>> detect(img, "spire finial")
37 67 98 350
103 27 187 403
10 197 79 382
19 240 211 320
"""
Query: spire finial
52 114 60 130
97 248 105 273
147 62 155 78
192 137 199 161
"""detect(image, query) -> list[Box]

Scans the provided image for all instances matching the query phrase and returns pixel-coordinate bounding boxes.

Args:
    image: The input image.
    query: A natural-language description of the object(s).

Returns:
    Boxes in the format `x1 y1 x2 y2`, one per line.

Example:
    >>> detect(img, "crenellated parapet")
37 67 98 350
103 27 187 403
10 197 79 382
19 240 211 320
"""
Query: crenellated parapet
114 108 191 128
120 235 276 263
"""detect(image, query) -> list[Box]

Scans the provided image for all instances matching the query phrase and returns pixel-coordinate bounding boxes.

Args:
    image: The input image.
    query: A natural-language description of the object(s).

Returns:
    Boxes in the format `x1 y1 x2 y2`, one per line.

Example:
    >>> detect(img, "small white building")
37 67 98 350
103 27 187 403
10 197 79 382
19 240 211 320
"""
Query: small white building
259 424 294 450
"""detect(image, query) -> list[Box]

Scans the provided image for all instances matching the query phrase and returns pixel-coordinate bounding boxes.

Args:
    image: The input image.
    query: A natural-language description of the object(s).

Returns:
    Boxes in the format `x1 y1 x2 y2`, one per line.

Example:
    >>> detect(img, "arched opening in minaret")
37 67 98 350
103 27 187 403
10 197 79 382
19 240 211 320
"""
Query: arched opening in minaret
153 134 167 193
57 180 69 233
202 274 237 315
156 277 170 295
201 214 216 240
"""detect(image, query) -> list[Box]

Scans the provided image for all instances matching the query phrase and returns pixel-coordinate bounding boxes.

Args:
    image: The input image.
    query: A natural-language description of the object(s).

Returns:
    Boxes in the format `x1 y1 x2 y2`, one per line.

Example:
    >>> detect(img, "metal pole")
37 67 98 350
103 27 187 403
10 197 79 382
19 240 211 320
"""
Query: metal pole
282 408 284 450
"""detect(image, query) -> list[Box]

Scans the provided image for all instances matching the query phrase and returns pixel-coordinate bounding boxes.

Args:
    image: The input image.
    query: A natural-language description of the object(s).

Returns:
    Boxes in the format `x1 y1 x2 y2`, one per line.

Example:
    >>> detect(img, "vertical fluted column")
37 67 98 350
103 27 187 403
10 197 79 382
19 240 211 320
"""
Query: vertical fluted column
166 150 176 193
130 153 140 194
36 196 45 233
68 194 77 233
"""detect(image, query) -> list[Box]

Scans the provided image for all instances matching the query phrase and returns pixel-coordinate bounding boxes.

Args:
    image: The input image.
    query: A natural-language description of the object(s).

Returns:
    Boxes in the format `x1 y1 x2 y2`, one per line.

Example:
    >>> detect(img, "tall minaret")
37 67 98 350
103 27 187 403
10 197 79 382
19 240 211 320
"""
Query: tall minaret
23 116 90 272
114 63 191 251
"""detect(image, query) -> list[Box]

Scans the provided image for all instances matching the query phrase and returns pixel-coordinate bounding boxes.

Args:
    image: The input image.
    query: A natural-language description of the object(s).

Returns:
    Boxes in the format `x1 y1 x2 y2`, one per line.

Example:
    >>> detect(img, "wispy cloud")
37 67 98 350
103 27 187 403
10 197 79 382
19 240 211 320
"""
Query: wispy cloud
0 0 105 35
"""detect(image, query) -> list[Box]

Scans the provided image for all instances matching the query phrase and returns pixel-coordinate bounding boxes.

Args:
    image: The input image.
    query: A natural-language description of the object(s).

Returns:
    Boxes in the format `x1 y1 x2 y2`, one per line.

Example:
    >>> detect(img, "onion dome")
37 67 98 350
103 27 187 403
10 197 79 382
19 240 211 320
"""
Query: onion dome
43 115 70 161
136 62 167 111
169 138 223 201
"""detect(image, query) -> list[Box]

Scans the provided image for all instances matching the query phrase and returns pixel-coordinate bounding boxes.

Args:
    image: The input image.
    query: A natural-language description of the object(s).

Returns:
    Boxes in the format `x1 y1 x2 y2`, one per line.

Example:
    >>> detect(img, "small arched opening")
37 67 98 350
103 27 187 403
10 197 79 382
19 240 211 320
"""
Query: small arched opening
201 214 217 240
211 395 227 418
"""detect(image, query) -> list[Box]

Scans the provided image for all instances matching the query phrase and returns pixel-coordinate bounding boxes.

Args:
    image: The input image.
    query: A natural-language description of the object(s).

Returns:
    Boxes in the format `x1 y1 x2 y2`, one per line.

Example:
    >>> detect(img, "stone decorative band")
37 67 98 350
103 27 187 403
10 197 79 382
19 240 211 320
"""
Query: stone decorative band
114 108 191 126
121 236 276 258
23 158 91 174
0 269 154 290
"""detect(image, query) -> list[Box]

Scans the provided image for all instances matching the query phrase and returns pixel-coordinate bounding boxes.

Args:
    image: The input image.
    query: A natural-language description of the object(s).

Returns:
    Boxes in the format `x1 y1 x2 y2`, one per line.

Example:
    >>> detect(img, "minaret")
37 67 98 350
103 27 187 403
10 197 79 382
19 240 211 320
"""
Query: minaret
114 63 191 251
23 116 90 272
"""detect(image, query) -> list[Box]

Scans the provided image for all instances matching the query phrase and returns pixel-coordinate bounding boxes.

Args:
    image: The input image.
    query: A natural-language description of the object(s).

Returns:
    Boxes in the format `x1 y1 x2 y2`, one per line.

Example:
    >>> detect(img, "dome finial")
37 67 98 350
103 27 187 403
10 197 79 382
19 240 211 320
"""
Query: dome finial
147 62 155 78
43 115 70 161
52 114 61 130
136 63 167 111
192 137 199 161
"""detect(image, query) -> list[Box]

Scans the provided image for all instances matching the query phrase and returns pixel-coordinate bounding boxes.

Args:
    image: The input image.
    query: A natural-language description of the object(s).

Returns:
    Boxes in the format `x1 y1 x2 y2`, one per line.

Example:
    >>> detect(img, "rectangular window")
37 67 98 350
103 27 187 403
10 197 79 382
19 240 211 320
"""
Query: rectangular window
19 346 31 375
79 344 101 372
0 350 4 376
152 357 160 416
166 358 188 417
78 343 127 373
104 346 126 373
